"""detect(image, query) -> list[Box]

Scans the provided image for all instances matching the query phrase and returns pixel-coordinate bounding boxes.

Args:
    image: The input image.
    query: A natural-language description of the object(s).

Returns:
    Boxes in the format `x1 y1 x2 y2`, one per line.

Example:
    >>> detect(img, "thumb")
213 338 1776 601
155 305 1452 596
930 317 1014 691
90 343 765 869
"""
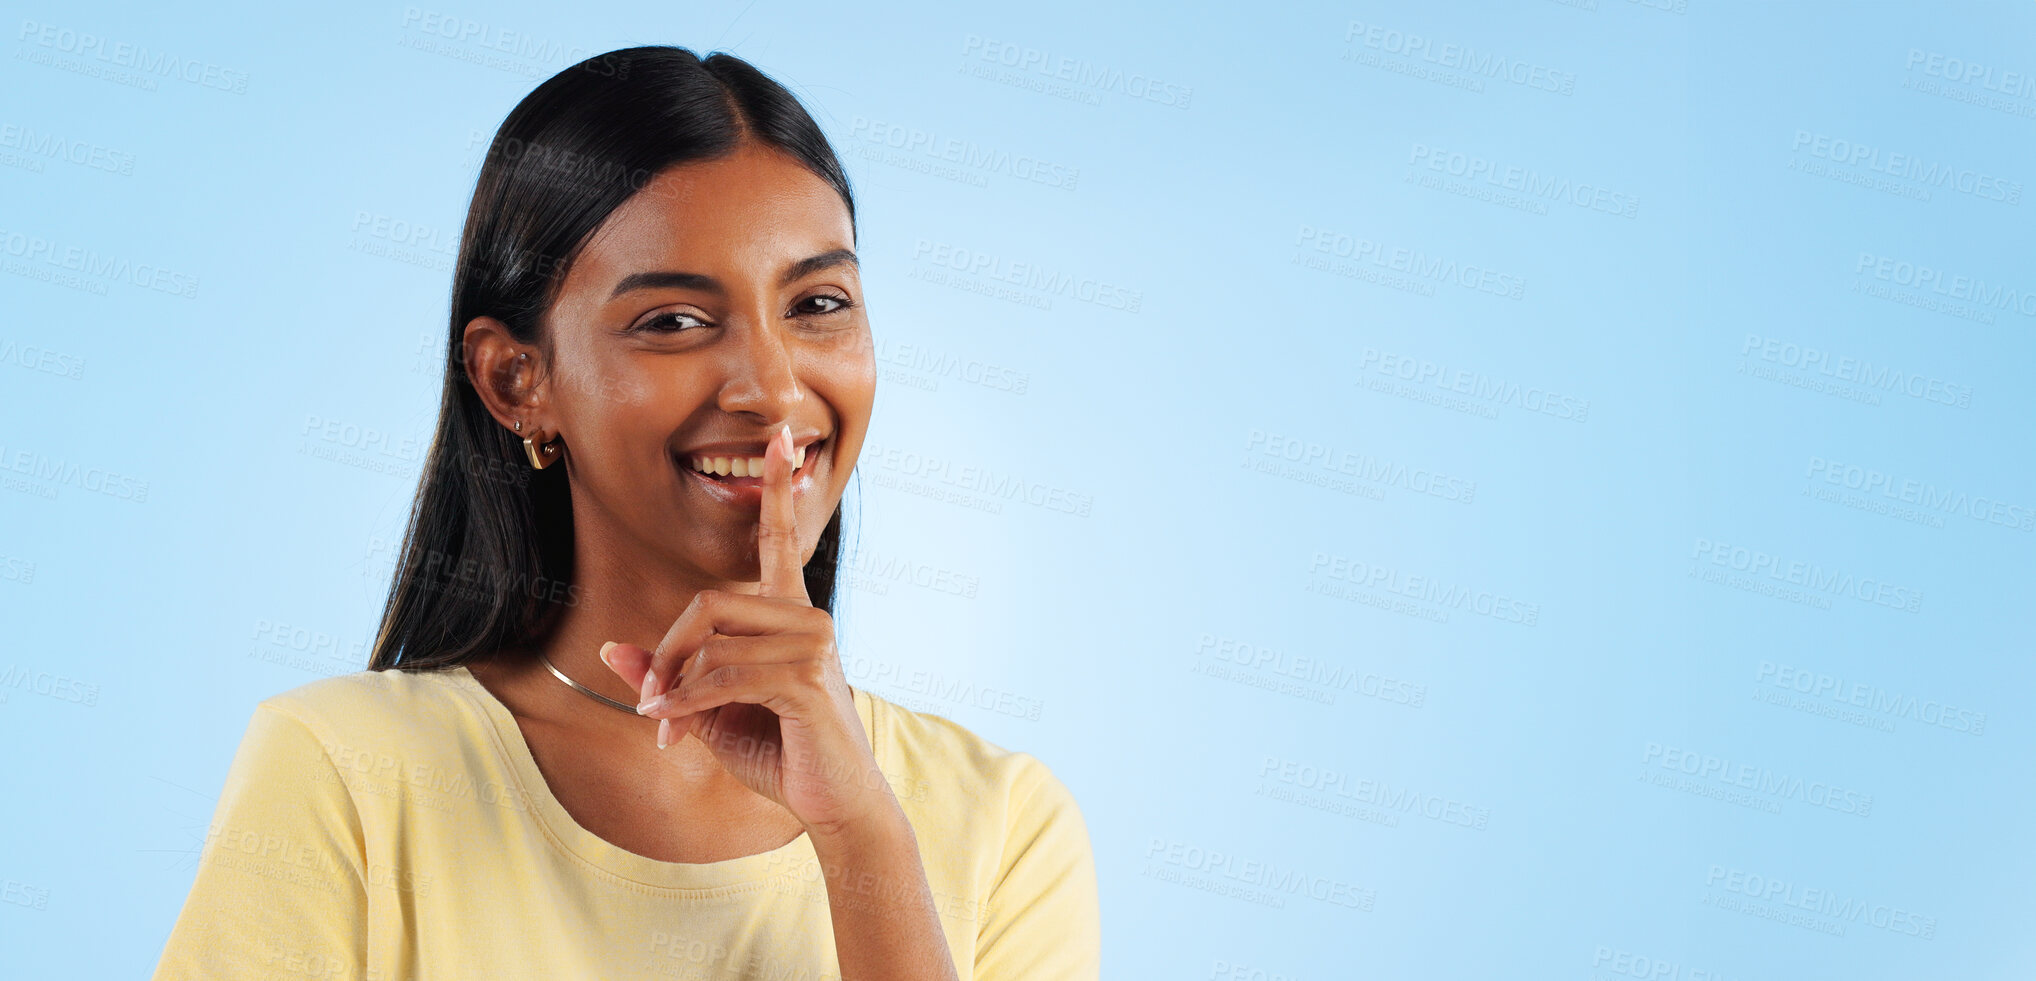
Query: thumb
603 640 701 747
600 640 653 693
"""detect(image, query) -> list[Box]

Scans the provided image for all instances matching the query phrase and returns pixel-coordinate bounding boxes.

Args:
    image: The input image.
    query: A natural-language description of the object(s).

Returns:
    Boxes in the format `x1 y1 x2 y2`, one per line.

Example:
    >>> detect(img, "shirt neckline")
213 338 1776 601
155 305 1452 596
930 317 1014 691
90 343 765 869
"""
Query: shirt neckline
440 662 881 894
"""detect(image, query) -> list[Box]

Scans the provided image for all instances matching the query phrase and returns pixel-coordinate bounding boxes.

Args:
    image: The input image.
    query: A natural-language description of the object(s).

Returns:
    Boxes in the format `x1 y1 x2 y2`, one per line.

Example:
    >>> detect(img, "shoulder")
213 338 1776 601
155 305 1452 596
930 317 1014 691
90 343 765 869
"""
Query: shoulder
858 691 1099 972
252 666 475 752
856 687 1084 832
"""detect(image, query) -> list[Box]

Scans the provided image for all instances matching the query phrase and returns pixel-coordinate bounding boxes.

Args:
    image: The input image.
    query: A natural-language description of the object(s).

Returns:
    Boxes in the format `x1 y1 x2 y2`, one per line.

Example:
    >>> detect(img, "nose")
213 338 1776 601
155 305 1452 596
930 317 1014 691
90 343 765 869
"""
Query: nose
713 314 805 425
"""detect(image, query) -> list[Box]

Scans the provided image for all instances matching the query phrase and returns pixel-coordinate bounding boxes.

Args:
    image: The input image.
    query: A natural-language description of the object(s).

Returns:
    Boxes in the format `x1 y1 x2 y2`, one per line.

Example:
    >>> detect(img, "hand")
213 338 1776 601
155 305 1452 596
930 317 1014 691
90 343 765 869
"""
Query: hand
599 423 895 837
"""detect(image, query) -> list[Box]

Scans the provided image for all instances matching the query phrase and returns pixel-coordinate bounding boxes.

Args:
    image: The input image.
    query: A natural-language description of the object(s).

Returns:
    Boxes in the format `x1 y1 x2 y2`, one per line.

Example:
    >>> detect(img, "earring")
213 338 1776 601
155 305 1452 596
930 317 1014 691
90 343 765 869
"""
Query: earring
524 430 561 469
512 354 555 467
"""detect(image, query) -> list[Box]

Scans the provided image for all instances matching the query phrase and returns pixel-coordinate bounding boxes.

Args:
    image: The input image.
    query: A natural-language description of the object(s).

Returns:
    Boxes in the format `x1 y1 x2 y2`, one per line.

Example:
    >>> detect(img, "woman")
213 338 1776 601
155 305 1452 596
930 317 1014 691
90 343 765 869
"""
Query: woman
151 45 1100 980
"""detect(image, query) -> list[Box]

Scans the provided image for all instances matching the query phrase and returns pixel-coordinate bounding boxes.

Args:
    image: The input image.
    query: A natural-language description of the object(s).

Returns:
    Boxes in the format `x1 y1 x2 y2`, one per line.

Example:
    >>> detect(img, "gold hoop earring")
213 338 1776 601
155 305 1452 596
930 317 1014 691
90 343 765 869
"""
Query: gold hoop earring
524 431 561 469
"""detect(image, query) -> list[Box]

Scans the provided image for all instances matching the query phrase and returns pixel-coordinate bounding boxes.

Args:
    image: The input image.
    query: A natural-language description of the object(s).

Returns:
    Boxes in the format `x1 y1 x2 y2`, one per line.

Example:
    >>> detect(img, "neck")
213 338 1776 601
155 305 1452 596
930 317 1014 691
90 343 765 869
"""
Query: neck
527 510 764 713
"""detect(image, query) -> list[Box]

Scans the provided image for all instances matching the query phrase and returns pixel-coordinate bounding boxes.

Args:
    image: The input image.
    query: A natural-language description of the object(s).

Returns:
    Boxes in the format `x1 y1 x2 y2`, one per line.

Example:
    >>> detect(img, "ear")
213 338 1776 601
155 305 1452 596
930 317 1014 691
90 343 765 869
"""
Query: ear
462 316 547 432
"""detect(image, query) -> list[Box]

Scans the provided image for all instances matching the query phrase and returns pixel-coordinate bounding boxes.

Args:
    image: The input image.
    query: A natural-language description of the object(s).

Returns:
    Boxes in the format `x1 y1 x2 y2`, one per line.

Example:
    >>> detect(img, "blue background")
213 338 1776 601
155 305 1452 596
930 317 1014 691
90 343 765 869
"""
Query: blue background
2 0 2030 976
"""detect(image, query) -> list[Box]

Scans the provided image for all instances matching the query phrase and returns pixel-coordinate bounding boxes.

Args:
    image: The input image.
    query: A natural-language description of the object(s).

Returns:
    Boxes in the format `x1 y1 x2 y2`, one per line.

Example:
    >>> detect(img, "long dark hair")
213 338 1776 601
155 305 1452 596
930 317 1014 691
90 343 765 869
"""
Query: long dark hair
369 46 857 672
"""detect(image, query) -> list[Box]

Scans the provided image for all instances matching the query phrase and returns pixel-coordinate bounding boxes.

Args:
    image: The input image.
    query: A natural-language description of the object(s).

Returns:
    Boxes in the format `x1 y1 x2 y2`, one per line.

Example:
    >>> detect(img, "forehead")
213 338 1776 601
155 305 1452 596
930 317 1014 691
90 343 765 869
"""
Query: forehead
565 144 853 290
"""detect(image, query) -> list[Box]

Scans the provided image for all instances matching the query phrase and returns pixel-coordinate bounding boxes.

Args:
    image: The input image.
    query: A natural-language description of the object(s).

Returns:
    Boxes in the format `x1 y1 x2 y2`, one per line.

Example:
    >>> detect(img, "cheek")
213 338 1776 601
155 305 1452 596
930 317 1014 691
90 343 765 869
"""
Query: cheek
794 335 874 402
560 359 693 453
825 349 879 409
819 371 876 481
564 348 667 409
817 372 876 443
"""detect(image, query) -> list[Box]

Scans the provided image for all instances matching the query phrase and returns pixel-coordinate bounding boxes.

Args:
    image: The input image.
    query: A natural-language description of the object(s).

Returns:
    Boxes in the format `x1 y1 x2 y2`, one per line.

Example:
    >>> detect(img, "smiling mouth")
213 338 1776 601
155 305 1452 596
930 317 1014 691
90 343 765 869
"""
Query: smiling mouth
675 437 826 489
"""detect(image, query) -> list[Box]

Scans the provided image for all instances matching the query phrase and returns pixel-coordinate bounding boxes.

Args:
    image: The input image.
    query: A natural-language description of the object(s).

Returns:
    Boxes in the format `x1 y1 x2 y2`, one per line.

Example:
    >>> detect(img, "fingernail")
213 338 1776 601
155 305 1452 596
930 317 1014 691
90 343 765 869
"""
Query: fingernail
657 718 671 749
636 693 664 714
599 641 617 667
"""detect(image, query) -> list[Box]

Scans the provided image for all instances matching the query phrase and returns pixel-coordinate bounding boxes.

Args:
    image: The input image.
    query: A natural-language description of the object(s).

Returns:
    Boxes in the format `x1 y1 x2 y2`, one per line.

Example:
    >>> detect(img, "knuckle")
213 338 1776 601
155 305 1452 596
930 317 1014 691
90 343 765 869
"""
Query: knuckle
693 589 722 614
648 645 677 677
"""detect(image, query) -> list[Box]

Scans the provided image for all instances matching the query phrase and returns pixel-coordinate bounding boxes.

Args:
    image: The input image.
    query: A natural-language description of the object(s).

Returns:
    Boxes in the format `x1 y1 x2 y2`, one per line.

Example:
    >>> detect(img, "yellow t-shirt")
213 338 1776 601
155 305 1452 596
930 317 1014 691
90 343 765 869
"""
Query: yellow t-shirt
149 665 1100 980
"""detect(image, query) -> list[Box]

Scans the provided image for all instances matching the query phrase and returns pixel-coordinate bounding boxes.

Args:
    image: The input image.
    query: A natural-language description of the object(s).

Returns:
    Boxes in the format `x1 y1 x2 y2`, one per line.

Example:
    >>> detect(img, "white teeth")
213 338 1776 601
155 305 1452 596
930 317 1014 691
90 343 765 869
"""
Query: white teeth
688 442 814 477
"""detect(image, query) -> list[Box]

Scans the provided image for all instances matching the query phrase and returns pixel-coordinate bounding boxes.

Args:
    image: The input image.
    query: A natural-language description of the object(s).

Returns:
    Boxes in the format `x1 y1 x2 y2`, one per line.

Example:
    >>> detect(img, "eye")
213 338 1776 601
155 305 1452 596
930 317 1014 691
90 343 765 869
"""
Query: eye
631 310 710 334
795 293 856 317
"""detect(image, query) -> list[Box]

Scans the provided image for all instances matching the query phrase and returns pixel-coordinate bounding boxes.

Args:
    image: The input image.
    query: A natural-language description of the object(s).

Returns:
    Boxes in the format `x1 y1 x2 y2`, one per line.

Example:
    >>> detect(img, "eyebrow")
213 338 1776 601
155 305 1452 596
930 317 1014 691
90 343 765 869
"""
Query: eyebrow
608 248 859 299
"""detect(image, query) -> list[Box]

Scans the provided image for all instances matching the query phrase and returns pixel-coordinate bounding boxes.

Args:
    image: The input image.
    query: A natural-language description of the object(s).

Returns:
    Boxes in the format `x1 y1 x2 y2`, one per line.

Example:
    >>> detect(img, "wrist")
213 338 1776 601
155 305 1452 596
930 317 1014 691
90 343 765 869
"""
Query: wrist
806 800 914 854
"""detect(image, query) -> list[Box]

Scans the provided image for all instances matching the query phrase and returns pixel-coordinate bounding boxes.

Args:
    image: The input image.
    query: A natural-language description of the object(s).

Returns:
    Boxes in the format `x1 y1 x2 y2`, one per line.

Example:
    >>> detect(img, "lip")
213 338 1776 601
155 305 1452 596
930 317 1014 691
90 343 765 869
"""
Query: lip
676 437 825 507
676 433 827 460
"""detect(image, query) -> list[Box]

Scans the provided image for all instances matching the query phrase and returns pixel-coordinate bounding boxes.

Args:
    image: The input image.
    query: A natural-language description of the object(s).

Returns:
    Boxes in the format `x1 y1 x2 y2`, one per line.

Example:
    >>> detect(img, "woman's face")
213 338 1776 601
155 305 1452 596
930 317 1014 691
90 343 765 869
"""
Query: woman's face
482 141 873 586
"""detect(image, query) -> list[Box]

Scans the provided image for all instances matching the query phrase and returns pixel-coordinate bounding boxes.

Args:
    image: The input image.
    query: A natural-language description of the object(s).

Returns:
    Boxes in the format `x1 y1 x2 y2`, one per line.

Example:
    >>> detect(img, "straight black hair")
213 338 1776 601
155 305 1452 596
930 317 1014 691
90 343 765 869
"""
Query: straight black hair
369 45 857 672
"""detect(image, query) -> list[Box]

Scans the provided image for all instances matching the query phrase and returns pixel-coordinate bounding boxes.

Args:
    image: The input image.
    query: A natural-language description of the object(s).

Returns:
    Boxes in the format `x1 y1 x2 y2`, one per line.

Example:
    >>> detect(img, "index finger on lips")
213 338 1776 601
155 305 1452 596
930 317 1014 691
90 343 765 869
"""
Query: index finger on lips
757 422 811 606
